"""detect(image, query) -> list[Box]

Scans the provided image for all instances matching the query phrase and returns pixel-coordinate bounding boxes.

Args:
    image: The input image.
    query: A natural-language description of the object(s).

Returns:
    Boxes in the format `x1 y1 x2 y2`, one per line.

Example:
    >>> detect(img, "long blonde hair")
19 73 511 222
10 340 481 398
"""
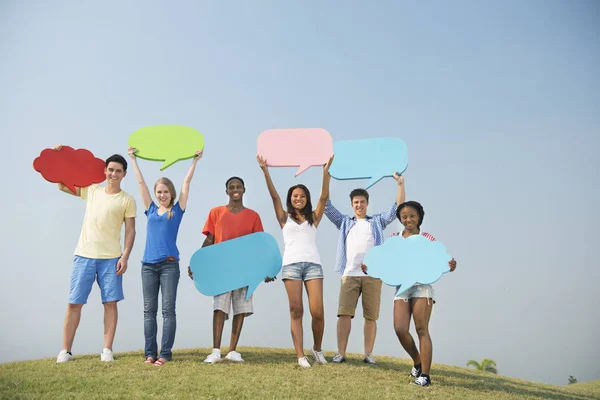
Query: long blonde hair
154 177 177 219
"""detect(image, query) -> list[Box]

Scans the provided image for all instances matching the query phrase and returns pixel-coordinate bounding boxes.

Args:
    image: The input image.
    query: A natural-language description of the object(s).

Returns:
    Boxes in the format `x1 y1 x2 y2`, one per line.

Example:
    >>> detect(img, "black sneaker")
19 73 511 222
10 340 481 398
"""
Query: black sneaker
332 353 346 363
412 376 431 387
410 365 422 378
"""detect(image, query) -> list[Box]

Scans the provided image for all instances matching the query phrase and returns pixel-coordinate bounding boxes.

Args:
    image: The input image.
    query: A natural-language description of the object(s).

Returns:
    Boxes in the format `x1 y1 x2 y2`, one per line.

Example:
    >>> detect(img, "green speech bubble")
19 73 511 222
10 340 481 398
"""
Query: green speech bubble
128 125 205 170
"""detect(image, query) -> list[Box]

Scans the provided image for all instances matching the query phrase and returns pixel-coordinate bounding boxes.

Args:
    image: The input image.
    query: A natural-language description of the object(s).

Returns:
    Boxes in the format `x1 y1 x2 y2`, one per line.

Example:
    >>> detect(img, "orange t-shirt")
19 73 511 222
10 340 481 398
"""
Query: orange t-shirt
202 206 264 244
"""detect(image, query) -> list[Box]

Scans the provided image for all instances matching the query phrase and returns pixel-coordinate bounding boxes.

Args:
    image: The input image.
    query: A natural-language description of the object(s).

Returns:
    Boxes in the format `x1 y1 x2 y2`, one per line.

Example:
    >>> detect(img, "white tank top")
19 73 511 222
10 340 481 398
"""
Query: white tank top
281 218 321 266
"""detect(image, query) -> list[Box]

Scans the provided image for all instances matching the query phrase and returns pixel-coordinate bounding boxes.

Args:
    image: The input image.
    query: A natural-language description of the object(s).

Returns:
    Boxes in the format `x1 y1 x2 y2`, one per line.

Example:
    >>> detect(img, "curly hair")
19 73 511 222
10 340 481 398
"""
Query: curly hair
396 201 425 228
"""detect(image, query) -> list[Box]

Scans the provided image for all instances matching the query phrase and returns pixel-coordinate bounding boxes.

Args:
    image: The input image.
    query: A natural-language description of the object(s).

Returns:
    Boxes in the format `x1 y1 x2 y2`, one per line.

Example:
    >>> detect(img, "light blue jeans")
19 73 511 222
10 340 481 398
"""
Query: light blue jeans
142 260 180 360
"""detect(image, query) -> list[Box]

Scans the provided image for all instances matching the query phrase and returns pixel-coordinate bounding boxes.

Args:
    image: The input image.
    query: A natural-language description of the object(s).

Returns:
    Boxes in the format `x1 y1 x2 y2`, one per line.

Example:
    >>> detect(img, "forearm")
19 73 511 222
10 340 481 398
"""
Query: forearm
262 169 279 200
395 181 405 205
202 235 214 248
183 158 199 184
319 170 331 202
122 229 136 260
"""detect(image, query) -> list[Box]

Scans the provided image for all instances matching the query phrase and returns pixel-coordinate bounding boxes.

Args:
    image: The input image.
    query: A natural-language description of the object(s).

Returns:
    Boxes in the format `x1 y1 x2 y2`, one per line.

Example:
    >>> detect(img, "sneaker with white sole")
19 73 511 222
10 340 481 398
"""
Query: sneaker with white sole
56 350 74 363
298 356 311 368
203 349 222 364
332 353 346 363
413 375 431 387
100 348 114 362
225 351 244 362
410 365 422 378
311 348 327 365
363 354 377 365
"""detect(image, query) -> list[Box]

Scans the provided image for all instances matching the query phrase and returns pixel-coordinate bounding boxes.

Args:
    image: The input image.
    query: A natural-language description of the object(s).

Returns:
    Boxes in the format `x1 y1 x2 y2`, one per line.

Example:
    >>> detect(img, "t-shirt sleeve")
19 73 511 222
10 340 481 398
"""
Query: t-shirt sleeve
422 232 436 242
125 196 137 218
252 213 264 233
202 209 216 237
144 202 157 217
79 185 91 200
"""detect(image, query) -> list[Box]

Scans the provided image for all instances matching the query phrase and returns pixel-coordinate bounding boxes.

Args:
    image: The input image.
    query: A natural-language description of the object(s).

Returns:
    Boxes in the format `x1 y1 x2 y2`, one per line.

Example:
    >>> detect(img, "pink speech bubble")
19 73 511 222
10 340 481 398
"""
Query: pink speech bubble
257 128 334 176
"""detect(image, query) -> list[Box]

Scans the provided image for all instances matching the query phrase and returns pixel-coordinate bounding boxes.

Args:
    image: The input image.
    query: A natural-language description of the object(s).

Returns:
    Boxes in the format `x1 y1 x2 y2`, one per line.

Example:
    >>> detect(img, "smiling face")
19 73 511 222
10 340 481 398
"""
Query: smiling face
104 161 126 185
226 178 245 202
351 195 368 219
290 187 307 210
399 205 421 231
155 183 172 208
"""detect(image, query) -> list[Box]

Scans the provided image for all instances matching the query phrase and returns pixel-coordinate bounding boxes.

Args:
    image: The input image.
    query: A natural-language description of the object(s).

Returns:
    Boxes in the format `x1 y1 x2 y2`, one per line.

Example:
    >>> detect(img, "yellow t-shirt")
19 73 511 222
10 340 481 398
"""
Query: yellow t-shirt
74 184 137 259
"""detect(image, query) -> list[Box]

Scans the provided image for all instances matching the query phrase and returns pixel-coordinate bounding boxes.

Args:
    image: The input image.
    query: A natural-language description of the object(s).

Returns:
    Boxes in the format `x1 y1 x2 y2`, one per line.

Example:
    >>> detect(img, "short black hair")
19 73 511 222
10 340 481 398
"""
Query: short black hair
350 188 369 203
226 176 245 188
397 201 425 228
105 154 128 171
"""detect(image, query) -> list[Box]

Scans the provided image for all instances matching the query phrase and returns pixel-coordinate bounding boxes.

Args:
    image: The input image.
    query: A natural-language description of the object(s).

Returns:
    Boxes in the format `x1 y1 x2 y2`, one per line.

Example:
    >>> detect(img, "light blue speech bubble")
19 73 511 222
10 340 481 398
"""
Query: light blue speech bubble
363 234 451 296
189 232 282 300
329 138 408 189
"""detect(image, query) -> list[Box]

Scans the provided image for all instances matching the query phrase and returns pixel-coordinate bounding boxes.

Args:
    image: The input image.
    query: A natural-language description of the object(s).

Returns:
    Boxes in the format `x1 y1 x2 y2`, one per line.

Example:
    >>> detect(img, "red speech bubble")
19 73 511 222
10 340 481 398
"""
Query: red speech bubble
33 146 106 193
257 128 334 176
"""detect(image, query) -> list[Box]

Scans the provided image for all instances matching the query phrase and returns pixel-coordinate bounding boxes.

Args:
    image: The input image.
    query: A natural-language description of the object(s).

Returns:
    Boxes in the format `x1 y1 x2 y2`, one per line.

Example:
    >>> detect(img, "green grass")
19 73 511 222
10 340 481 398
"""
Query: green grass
1 347 599 399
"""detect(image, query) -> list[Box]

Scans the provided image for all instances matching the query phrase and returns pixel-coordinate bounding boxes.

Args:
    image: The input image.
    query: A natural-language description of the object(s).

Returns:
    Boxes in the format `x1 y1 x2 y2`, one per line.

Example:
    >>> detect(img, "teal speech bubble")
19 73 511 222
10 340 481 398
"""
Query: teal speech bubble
363 234 451 296
329 137 408 188
128 125 205 170
189 232 282 300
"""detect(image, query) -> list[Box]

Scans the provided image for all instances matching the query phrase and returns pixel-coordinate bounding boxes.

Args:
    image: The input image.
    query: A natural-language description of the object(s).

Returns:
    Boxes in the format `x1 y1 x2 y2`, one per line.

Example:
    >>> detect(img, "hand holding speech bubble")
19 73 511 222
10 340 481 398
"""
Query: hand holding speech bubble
189 232 282 300
33 146 105 193
329 137 408 188
363 234 451 296
257 128 334 176
128 125 204 170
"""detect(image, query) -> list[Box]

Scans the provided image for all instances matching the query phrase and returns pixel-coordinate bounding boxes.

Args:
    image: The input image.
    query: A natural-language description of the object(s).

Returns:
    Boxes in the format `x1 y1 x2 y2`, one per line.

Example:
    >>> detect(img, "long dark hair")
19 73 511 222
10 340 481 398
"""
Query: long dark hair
286 184 314 225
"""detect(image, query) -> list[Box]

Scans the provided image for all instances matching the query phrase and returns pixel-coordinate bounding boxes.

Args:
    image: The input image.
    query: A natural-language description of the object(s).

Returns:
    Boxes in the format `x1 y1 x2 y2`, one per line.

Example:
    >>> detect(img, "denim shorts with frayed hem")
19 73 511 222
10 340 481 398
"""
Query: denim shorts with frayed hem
394 284 435 304
282 262 323 281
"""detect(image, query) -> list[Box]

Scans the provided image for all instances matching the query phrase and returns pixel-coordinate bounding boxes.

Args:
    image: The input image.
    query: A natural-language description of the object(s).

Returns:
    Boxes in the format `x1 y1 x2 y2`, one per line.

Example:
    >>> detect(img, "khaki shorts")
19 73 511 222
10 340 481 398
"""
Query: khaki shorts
213 286 253 321
337 276 383 320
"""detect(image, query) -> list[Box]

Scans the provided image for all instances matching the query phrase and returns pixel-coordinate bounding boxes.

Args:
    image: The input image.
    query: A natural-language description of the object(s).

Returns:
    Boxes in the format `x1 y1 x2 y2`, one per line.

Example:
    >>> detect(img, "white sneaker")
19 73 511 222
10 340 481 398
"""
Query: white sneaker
363 354 377 365
100 348 114 362
311 348 327 365
298 356 311 368
203 349 222 364
225 351 244 362
56 350 74 363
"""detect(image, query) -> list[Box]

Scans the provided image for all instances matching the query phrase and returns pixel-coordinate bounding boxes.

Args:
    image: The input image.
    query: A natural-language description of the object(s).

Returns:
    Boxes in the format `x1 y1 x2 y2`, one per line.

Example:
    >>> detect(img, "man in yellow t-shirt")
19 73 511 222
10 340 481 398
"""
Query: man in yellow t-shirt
53 148 137 364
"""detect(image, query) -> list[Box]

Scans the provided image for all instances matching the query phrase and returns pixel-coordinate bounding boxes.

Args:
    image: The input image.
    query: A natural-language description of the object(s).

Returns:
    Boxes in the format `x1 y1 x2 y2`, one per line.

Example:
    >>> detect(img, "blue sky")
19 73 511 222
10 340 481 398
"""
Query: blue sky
1 0 598 386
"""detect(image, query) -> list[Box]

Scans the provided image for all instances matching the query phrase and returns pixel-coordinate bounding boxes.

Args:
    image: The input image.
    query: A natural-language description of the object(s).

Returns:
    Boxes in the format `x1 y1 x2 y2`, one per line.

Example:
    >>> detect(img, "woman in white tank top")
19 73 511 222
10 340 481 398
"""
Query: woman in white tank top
257 155 333 368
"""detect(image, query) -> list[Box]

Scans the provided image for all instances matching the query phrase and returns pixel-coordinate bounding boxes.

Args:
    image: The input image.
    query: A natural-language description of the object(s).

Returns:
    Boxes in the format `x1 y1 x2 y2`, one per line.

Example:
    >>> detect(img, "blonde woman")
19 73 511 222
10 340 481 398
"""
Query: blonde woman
128 146 203 366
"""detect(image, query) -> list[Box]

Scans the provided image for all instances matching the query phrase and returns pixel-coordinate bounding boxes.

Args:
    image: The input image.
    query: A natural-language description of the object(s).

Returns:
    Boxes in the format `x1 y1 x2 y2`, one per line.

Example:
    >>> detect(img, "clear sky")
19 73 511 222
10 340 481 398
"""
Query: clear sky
1 0 598 386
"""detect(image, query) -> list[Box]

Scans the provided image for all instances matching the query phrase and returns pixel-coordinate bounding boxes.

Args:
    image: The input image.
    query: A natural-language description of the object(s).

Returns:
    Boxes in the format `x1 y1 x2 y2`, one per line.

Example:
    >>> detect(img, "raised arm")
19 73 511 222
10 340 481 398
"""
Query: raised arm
313 156 333 227
377 173 405 227
257 155 287 228
128 147 153 210
394 173 405 206
324 199 345 230
52 145 81 196
179 150 203 211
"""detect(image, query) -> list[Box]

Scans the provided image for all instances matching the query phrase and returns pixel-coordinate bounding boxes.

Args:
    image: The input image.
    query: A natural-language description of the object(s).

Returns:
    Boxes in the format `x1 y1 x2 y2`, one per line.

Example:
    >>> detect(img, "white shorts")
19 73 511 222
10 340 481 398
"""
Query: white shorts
213 286 253 320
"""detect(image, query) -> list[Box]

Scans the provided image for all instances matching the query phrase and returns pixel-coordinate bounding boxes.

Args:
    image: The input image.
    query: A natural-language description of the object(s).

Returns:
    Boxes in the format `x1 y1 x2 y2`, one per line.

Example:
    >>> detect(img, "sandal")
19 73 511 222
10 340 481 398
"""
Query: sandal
145 357 156 364
154 358 168 367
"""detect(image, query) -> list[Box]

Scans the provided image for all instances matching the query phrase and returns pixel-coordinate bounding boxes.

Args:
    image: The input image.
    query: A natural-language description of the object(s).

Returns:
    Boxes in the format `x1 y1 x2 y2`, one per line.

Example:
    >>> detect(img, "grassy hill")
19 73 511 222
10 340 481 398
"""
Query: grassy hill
1 347 598 399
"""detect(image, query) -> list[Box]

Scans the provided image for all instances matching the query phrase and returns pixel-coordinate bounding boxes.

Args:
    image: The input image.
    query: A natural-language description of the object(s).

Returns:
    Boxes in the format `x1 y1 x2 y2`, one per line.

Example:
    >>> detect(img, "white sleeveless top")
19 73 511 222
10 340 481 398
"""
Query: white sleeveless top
281 218 321 266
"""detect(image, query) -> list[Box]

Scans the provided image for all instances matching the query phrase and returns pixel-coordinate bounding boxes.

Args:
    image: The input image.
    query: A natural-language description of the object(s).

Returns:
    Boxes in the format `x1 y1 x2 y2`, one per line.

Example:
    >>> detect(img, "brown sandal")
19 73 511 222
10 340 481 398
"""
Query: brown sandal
154 358 167 367
145 357 156 364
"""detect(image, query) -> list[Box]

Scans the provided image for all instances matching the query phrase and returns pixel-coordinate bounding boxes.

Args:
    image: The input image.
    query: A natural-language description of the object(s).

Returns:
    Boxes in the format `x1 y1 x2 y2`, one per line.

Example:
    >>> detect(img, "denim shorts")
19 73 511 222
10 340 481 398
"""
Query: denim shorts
394 284 435 303
69 256 124 304
282 262 323 281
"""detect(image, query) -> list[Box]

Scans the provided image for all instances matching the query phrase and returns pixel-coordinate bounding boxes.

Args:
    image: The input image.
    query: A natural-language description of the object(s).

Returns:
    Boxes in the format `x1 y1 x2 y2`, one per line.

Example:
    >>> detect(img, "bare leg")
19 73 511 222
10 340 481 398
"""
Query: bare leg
62 304 83 351
337 316 351 356
394 299 420 363
305 278 324 352
284 279 305 358
103 301 118 350
229 314 245 352
212 310 226 349
412 298 433 374
364 319 377 356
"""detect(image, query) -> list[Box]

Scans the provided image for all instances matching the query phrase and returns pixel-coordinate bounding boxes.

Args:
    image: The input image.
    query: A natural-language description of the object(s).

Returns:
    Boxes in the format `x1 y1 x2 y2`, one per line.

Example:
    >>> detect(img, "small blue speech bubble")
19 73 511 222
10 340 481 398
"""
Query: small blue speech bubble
363 234 451 296
329 138 408 188
189 232 282 300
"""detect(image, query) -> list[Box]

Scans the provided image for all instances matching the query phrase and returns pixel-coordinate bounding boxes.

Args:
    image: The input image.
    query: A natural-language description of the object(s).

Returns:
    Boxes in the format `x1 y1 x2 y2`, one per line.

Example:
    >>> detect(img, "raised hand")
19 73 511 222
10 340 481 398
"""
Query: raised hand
194 149 203 159
128 146 138 159
53 144 63 151
393 172 404 185
449 258 457 272
257 155 268 170
324 155 334 173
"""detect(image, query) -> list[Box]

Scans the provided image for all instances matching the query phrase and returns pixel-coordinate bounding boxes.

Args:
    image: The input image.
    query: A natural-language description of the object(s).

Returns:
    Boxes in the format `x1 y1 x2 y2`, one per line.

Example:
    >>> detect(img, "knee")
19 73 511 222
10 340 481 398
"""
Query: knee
162 303 176 318
394 324 409 337
311 309 324 322
68 304 83 313
289 305 303 320
415 326 429 337
104 301 117 311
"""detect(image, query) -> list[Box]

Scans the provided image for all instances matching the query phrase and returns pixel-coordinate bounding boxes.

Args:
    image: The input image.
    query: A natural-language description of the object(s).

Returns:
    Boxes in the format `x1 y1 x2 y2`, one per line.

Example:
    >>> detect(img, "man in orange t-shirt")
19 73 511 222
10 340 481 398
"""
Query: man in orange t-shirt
188 176 266 364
